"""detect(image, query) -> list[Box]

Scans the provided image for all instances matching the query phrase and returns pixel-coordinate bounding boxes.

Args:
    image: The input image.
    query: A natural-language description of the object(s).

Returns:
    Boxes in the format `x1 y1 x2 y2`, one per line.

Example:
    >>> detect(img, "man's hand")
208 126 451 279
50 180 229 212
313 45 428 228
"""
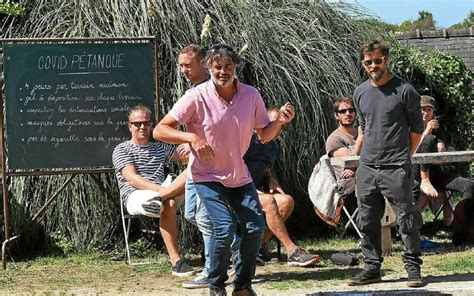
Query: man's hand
424 119 439 135
341 169 355 179
277 103 295 124
269 177 284 194
420 180 438 198
176 143 191 158
190 135 215 161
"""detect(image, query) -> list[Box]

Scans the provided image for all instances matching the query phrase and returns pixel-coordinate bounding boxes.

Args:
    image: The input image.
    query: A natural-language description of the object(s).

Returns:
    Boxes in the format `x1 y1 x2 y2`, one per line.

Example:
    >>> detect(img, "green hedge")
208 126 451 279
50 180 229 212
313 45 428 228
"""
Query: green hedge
389 38 473 152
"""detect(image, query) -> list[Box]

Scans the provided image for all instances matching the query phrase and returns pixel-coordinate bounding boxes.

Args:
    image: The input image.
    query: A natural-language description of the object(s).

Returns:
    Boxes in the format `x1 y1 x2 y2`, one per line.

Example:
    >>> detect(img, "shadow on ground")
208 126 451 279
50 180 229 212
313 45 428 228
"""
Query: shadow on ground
309 290 450 295
257 265 473 296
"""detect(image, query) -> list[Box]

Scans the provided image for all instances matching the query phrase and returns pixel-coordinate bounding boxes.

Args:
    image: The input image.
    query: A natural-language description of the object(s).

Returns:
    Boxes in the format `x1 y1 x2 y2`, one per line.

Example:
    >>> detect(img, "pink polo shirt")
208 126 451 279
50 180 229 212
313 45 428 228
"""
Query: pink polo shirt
170 80 270 187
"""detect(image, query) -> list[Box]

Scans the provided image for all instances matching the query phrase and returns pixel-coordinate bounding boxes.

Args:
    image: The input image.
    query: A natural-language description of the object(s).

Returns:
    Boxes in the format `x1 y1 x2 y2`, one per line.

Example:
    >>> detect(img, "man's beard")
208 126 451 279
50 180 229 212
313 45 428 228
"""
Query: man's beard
340 120 355 127
367 68 386 81
212 74 235 88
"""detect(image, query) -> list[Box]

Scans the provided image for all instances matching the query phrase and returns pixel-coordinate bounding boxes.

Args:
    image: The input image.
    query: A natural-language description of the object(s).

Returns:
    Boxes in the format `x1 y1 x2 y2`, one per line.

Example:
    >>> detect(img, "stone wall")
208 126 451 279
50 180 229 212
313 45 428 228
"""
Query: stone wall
397 27 474 72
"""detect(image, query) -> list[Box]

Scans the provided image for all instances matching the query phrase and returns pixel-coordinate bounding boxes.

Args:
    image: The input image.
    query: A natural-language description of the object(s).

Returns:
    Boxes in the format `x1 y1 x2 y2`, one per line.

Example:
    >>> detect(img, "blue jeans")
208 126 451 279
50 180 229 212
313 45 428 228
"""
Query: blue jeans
194 181 265 290
184 178 212 275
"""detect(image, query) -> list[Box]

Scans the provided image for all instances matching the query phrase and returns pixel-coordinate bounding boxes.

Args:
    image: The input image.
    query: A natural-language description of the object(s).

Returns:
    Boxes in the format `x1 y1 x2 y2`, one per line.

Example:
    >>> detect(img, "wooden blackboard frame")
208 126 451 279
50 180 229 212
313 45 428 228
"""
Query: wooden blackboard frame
0 37 160 268
1 37 160 174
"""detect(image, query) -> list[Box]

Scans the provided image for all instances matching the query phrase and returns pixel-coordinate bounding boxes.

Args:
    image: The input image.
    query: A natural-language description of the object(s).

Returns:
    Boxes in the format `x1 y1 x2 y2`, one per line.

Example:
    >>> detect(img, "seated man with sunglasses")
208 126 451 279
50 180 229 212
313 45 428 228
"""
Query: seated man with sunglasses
325 97 358 197
112 104 195 277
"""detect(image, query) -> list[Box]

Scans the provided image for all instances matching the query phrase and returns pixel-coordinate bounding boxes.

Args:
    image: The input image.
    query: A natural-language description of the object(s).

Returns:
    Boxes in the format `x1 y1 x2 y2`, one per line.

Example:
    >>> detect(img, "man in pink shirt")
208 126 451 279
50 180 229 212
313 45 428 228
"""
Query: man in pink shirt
154 44 294 296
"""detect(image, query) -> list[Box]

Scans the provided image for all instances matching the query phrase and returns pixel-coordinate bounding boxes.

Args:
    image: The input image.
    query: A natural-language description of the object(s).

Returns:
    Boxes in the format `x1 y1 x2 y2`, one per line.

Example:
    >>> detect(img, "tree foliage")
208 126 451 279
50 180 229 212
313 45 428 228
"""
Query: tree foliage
413 10 436 30
398 10 436 32
450 10 474 29
389 37 473 151
399 20 413 32
0 0 24 16
354 17 399 33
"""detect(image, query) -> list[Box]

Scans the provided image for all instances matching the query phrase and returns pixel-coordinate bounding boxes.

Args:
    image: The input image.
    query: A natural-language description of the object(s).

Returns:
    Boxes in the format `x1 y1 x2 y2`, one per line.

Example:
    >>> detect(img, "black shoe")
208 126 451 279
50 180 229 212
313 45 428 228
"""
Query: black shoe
346 269 382 286
256 245 269 266
210 286 227 296
171 259 195 277
232 286 257 296
407 269 424 287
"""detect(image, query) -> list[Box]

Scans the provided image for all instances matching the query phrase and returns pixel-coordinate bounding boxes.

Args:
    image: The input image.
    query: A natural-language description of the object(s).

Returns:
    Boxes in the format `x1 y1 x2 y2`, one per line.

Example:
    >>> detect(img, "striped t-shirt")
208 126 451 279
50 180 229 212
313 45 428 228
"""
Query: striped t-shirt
112 140 176 203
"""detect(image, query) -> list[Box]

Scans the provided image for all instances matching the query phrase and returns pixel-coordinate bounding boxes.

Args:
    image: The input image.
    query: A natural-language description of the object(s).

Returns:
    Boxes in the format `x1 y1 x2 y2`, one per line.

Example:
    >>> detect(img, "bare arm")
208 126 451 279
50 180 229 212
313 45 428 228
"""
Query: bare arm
332 147 350 158
354 126 363 156
121 164 187 200
415 119 441 154
332 147 355 179
409 132 422 156
154 114 215 161
256 120 285 143
121 164 164 196
268 171 285 194
153 114 194 144
256 104 295 142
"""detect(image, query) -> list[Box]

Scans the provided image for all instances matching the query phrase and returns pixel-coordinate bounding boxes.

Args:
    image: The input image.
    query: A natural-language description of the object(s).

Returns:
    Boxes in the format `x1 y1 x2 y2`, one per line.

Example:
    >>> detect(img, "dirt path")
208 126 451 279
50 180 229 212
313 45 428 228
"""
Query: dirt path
2 240 472 295
181 273 474 295
41 268 473 295
39 273 474 295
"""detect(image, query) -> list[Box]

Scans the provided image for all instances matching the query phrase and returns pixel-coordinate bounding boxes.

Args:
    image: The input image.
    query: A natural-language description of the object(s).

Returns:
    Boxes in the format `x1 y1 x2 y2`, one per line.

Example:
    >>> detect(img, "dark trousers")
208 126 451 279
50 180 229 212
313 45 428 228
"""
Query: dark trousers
356 163 423 273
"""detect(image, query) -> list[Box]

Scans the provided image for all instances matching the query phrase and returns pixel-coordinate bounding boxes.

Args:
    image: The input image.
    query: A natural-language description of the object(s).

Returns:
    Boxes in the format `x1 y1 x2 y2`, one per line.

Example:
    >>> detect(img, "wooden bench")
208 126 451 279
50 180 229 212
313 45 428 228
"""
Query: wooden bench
330 150 474 254
330 151 474 168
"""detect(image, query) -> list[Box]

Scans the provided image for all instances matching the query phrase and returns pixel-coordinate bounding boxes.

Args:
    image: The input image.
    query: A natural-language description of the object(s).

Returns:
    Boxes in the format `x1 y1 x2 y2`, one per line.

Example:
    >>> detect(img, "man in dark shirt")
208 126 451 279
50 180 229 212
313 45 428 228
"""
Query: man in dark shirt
348 40 424 288
414 95 473 225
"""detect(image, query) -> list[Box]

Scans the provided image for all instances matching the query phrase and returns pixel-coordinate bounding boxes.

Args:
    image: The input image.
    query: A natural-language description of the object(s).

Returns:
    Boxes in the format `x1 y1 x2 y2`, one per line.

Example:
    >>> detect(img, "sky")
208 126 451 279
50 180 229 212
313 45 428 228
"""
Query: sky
345 0 473 28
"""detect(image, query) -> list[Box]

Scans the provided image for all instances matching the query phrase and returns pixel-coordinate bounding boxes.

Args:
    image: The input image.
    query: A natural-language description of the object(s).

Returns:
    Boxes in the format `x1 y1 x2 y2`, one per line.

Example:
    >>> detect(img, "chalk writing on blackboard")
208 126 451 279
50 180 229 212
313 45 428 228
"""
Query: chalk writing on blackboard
4 42 156 170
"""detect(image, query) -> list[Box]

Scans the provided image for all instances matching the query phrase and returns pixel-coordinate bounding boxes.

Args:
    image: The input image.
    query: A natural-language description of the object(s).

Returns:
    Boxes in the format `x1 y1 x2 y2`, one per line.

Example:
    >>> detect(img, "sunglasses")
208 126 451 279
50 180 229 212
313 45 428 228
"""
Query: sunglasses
207 44 239 62
336 108 356 114
362 57 385 67
129 121 152 128
209 44 236 54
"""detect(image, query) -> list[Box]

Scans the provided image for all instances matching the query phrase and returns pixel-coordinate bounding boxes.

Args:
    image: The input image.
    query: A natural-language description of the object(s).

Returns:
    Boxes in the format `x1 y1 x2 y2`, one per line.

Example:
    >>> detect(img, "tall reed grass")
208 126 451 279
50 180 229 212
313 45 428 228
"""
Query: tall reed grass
2 0 381 251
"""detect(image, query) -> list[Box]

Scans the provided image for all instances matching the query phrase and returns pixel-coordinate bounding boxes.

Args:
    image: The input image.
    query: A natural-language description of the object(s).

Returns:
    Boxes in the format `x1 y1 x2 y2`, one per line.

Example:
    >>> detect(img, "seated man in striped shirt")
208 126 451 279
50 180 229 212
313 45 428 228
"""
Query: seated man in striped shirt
112 104 195 277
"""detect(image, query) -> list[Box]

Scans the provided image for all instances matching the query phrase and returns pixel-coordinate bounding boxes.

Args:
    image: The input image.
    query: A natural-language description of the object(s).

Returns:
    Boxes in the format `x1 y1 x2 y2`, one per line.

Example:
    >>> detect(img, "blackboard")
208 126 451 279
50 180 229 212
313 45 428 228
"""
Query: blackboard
3 42 156 171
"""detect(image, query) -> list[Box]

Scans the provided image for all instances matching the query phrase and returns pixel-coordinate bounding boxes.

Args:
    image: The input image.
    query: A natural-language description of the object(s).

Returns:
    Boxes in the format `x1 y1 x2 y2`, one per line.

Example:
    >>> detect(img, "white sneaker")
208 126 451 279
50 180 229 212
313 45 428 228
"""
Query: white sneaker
183 271 209 288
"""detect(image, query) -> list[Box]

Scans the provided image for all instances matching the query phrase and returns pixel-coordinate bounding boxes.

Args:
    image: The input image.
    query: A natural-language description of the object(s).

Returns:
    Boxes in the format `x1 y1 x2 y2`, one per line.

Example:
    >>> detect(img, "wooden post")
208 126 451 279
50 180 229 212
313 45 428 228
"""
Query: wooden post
381 198 396 256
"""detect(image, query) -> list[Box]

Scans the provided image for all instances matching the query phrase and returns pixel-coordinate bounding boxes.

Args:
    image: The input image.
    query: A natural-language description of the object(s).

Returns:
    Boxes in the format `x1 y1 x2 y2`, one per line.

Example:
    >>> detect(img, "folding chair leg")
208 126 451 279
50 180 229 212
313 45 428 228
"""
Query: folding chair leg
341 206 363 239
120 202 153 267
121 209 132 265
433 204 444 221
